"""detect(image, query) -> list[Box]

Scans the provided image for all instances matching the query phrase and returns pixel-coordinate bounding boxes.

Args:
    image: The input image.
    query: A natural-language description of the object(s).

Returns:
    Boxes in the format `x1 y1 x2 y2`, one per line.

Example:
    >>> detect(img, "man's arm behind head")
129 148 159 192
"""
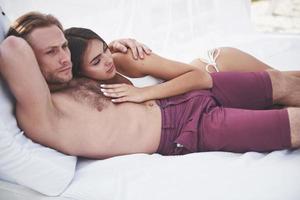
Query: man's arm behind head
0 36 59 145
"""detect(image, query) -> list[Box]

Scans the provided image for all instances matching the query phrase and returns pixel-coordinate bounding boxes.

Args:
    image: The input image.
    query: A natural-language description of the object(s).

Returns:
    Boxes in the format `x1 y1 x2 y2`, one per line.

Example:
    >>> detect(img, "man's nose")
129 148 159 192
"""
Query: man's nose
59 49 71 66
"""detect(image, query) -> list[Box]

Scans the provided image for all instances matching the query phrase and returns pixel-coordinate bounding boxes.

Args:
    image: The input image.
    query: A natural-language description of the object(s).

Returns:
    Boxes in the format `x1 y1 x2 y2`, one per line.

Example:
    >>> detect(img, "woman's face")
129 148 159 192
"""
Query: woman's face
81 39 116 80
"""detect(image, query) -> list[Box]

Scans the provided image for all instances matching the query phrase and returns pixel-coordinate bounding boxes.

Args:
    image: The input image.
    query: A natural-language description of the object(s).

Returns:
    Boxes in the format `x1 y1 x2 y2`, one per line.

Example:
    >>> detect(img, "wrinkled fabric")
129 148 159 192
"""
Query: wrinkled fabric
156 72 291 155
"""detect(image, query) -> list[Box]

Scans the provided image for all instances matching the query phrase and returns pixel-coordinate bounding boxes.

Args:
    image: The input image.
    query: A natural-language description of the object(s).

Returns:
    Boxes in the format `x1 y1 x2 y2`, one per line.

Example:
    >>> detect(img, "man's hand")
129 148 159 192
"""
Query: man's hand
100 83 149 103
108 38 151 60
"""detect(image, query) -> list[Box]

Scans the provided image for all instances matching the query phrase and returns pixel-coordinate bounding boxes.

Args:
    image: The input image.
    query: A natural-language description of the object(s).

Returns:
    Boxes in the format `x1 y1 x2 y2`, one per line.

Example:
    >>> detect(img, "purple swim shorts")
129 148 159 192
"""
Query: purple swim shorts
156 72 291 155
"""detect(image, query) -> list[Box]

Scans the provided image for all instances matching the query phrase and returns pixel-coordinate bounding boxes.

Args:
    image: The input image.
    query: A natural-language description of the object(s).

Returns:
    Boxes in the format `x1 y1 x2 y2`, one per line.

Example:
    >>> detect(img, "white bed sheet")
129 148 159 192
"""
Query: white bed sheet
62 150 300 200
1 148 300 200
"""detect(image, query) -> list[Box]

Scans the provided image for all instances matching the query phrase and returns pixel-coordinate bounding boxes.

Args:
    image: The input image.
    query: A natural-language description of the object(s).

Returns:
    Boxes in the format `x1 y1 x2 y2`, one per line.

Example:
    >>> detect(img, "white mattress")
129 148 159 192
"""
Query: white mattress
62 150 300 200
1 150 300 200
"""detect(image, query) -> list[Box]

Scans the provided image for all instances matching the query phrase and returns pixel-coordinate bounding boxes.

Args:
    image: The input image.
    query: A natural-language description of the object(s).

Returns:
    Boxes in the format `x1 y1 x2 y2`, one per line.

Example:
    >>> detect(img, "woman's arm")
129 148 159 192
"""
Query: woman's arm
101 51 212 102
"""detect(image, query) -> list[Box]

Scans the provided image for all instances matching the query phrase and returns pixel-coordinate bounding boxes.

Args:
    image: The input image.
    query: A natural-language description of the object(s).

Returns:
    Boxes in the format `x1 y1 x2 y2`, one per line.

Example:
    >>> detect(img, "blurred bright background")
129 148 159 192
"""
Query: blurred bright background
0 0 299 67
251 0 300 34
1 0 299 34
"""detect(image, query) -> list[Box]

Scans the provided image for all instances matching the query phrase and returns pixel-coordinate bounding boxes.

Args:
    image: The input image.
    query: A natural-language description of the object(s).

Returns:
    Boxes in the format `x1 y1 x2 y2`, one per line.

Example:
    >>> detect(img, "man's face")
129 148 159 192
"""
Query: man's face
27 25 72 84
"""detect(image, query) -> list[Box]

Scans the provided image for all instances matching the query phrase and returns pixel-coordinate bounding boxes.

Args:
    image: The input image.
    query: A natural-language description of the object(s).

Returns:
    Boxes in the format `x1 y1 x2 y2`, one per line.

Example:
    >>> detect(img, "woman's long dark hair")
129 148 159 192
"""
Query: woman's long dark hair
64 27 108 77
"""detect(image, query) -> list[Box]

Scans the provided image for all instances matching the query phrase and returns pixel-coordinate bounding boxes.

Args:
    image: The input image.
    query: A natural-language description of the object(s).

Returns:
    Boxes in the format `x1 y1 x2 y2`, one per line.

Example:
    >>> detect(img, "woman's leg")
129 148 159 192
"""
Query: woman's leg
190 47 300 77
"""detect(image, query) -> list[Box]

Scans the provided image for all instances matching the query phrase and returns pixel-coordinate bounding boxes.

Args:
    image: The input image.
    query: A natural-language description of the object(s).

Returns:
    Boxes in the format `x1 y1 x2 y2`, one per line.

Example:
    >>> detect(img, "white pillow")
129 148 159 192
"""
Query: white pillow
0 7 77 196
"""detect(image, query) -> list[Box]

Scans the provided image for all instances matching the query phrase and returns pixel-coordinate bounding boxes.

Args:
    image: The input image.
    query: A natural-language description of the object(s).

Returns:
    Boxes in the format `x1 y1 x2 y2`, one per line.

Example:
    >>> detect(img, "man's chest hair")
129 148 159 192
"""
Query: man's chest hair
65 78 110 111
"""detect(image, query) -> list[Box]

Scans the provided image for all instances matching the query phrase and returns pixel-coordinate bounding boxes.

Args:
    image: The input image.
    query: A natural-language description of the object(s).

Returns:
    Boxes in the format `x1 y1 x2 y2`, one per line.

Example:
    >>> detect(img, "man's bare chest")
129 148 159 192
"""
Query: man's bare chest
63 78 110 111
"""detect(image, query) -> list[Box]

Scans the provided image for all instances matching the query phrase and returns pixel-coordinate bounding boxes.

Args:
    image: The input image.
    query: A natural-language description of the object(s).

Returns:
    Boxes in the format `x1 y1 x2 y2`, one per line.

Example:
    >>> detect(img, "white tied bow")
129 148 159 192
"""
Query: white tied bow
199 48 220 73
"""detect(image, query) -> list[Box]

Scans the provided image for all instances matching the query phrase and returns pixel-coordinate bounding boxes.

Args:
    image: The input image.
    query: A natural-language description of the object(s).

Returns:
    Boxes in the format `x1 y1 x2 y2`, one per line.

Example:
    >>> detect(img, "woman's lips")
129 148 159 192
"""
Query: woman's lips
106 65 115 73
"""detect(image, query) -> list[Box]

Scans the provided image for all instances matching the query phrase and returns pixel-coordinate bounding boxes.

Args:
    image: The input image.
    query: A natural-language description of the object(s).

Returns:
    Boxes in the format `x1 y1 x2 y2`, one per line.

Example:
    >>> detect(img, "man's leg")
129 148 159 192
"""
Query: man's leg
200 106 294 153
210 70 300 109
210 71 273 109
287 107 300 148
267 70 300 107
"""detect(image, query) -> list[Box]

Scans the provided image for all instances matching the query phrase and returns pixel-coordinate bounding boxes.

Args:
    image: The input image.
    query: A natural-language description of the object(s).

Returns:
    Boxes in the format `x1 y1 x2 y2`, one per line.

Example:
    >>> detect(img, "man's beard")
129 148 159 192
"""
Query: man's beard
46 73 73 91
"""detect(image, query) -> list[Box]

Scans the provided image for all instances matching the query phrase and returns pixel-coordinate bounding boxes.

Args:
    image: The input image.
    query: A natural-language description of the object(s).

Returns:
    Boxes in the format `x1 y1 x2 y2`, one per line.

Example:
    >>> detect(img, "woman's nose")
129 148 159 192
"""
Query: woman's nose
103 54 113 67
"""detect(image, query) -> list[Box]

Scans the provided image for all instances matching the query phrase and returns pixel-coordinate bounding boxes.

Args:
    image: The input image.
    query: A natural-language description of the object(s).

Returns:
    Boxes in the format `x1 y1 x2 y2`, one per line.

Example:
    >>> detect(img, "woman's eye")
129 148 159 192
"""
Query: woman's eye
93 58 100 65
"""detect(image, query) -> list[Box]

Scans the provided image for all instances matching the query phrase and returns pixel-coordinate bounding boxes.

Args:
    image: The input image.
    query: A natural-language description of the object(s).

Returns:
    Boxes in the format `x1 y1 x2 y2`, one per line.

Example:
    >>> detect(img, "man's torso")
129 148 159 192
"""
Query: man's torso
20 78 162 159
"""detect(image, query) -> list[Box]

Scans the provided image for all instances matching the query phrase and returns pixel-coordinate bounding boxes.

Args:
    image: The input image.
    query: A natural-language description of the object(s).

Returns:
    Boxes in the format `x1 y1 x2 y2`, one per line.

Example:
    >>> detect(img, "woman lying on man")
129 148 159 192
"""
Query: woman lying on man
65 27 300 103
4 12 300 158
